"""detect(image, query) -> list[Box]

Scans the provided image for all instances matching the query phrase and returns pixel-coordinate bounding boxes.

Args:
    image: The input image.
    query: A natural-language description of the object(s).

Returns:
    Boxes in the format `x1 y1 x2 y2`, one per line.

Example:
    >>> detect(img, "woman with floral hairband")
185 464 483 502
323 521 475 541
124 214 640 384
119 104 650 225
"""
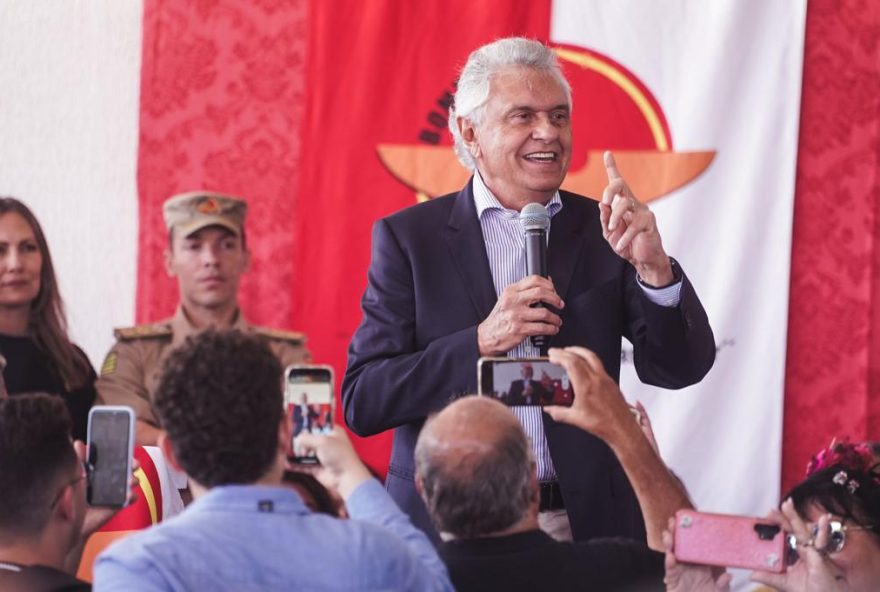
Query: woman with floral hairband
662 441 880 591
749 440 880 592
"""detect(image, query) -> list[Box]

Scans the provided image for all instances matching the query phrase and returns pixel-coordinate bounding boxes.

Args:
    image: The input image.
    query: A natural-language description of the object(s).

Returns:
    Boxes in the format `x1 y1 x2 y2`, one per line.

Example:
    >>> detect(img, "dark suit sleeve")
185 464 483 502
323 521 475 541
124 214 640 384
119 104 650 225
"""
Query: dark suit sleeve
624 266 715 389
506 380 524 405
343 219 480 437
535 381 554 404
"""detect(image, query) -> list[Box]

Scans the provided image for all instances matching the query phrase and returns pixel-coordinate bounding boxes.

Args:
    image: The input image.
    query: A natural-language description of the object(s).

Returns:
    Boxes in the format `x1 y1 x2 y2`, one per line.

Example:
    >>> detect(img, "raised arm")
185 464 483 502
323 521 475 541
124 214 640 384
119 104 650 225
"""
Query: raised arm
545 346 693 550
297 429 453 591
624 264 716 389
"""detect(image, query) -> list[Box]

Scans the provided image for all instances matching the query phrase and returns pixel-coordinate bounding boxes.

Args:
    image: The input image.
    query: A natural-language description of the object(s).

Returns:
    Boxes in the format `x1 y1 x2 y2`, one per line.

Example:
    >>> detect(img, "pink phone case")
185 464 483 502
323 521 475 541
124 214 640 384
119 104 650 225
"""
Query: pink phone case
673 509 787 573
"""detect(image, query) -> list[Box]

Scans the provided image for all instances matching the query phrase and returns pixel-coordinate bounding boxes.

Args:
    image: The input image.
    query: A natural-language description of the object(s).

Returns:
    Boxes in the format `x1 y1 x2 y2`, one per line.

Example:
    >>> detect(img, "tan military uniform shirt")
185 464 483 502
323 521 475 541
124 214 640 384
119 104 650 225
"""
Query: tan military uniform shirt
96 307 311 426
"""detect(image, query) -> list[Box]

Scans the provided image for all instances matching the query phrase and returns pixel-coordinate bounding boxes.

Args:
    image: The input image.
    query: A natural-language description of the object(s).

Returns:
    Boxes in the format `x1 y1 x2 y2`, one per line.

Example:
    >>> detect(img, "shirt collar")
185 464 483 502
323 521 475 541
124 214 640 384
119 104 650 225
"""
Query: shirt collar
440 529 557 557
191 484 310 516
171 306 249 348
471 170 563 220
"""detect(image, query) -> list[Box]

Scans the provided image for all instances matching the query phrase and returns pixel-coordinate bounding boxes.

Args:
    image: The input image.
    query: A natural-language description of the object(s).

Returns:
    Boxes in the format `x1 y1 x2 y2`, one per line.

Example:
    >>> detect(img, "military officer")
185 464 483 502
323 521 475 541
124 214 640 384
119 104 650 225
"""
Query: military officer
97 191 310 445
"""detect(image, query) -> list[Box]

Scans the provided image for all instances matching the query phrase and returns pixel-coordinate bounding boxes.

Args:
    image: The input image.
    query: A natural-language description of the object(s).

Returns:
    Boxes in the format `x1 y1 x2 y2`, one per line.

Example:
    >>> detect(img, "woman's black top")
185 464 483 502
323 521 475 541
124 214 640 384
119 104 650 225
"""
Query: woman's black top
0 333 96 441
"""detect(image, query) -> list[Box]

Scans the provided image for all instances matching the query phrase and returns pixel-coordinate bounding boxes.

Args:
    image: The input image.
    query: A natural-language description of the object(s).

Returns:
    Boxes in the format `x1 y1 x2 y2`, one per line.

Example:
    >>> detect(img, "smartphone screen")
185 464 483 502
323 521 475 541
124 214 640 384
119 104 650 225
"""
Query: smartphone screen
284 365 334 463
478 357 573 407
86 406 134 507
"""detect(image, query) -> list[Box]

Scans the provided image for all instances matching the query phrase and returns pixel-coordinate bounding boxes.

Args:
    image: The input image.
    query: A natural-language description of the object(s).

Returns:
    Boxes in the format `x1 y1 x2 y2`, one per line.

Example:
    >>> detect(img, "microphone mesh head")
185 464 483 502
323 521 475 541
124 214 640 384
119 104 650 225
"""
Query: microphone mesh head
520 203 550 232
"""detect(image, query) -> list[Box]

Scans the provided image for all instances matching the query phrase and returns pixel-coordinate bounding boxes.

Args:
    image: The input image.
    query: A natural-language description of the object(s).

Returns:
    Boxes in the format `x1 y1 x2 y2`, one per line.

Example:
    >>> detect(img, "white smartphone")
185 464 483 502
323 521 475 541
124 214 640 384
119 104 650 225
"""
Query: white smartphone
86 405 135 507
284 364 335 463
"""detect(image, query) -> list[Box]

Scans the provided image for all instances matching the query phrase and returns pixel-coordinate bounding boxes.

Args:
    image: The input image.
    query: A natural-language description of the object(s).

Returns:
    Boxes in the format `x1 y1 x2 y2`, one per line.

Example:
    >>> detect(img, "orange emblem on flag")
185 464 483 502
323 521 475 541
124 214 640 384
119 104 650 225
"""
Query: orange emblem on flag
377 43 715 204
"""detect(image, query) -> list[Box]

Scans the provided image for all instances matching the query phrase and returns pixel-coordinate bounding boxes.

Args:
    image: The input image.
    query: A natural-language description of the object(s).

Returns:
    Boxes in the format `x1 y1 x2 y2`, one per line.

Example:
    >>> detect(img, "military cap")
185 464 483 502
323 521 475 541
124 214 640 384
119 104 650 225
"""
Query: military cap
163 191 248 237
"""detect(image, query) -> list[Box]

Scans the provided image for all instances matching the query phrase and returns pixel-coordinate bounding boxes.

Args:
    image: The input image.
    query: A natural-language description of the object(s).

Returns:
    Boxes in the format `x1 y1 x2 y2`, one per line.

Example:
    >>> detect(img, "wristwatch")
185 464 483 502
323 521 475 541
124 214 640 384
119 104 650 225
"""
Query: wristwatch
636 257 681 289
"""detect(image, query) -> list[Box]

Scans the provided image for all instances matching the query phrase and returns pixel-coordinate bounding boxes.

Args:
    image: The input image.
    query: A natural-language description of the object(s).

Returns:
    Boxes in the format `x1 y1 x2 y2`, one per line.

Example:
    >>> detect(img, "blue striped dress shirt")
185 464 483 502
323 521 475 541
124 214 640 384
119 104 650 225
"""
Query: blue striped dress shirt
471 172 682 482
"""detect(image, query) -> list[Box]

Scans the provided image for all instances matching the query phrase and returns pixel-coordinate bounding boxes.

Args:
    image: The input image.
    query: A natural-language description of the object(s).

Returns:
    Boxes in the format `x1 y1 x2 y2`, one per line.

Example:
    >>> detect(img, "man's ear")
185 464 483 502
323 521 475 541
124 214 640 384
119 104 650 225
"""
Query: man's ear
458 117 481 160
414 472 426 499
157 431 184 474
242 247 251 274
278 412 293 456
54 483 77 524
528 460 539 505
163 247 176 278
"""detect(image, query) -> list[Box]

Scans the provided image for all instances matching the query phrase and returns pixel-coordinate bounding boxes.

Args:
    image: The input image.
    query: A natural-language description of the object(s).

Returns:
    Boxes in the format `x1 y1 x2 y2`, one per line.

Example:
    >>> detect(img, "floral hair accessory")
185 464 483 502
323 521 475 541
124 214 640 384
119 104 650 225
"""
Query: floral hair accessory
832 470 861 494
806 439 876 477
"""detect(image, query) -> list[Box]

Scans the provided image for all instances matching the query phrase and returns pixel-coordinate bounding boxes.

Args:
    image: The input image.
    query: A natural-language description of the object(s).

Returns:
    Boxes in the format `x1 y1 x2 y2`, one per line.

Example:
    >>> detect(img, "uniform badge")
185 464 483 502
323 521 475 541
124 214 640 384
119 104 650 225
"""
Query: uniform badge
101 351 118 376
197 196 221 214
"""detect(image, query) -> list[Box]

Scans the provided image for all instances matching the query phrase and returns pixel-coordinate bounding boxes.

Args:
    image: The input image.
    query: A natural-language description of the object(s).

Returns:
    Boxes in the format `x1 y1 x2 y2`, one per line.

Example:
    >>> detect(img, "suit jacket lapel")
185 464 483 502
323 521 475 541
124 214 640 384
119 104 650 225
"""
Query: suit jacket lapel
443 180 497 320
547 193 591 302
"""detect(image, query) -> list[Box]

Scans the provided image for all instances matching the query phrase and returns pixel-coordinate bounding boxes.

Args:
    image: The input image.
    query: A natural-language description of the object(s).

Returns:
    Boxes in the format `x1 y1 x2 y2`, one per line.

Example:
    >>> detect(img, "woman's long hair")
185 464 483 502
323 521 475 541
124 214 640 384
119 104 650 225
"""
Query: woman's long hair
0 197 91 388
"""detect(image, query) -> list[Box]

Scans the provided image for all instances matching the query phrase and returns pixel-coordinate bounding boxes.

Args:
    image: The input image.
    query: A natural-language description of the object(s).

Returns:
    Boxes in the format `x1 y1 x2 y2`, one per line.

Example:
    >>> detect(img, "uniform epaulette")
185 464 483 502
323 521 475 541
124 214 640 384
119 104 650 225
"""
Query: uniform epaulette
254 326 307 345
113 323 173 341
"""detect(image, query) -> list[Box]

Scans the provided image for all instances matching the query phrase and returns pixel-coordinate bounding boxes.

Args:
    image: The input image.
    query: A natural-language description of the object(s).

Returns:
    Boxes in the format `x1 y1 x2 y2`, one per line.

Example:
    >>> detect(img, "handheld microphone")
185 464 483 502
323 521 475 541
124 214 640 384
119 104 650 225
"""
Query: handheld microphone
520 203 551 351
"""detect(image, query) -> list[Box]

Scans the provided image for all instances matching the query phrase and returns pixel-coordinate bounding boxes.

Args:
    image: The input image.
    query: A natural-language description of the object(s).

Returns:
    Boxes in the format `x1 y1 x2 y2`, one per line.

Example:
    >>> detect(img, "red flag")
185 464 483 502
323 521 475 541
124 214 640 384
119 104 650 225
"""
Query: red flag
292 0 552 473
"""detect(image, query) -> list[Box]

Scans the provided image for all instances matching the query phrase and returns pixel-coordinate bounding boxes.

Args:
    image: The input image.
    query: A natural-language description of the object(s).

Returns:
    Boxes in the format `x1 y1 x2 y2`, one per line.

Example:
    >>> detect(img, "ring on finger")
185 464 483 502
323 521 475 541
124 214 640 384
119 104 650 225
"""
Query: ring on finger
799 537 815 548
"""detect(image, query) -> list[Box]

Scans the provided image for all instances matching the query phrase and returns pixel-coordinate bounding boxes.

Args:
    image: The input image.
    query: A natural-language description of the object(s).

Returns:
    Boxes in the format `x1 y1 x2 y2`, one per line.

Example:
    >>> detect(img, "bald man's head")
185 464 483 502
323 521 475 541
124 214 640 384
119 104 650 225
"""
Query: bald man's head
415 396 536 539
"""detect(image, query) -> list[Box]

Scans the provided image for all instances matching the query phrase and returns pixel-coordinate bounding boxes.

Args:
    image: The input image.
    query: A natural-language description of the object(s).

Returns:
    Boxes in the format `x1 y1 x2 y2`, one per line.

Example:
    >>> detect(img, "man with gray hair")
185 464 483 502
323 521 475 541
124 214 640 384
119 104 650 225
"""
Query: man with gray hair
415 345 693 591
344 37 714 543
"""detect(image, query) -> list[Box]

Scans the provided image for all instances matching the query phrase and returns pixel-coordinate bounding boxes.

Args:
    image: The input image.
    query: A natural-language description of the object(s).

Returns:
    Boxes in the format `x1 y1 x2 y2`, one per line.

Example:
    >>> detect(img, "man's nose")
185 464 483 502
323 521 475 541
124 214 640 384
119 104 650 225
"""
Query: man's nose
200 245 220 265
531 114 559 141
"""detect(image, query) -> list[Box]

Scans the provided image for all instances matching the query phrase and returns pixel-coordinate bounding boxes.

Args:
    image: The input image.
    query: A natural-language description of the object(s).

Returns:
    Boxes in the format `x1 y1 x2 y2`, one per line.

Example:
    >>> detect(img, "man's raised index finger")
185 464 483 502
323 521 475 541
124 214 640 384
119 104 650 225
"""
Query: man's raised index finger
604 150 622 181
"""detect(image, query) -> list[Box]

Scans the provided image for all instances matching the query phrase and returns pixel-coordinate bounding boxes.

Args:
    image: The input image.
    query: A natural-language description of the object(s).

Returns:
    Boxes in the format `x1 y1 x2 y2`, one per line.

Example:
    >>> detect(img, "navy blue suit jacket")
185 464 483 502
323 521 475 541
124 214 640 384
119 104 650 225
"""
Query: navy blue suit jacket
507 379 553 406
343 181 715 543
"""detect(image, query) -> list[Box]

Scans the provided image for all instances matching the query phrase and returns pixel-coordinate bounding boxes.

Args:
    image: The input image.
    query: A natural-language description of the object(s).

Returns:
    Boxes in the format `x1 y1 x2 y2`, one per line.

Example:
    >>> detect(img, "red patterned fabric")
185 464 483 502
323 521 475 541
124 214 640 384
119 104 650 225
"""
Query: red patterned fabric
290 0 551 473
137 0 308 328
783 0 880 492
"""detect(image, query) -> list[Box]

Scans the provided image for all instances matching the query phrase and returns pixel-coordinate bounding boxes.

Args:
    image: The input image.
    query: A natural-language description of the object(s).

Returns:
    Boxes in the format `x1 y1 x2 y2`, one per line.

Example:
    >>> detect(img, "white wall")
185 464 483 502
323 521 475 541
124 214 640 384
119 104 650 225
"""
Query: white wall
0 0 143 366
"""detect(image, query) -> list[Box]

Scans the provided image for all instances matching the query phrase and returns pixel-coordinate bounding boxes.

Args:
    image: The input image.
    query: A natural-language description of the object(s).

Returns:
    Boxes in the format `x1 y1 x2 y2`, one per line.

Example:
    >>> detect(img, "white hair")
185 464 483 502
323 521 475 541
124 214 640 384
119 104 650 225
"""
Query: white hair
448 37 572 169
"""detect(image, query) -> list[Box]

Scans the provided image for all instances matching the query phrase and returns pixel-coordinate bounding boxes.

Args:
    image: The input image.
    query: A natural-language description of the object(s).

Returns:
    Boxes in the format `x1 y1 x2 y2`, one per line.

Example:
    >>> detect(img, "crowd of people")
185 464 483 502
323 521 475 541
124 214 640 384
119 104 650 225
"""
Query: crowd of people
1 36 878 592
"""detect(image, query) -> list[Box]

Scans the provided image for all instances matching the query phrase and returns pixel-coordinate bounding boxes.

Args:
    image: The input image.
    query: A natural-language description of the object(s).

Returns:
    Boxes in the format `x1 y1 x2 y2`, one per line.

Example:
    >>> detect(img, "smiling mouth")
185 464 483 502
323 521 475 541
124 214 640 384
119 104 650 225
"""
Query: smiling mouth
1 280 29 288
523 151 558 163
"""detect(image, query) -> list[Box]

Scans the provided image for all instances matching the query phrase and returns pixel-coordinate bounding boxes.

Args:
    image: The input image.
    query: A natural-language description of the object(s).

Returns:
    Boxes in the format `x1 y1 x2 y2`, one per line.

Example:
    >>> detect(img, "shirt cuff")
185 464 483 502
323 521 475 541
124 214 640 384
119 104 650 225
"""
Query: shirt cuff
638 280 682 307
636 257 683 307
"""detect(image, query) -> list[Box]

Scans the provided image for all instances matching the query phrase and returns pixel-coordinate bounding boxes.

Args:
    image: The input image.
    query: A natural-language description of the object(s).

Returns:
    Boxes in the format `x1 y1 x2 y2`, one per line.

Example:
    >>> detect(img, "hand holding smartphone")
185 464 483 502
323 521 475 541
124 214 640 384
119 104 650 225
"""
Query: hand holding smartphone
285 364 335 464
86 406 135 508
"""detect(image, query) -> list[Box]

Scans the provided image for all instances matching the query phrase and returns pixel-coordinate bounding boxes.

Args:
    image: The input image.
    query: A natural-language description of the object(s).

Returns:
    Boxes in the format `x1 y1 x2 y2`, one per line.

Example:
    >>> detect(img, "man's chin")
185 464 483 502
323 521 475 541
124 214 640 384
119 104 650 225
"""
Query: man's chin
522 170 567 193
526 180 566 197
190 294 237 311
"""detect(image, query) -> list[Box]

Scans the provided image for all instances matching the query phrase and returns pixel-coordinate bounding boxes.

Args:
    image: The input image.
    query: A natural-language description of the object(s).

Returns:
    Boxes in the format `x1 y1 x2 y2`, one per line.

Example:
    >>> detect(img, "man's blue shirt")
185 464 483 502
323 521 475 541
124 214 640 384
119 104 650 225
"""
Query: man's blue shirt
93 479 452 591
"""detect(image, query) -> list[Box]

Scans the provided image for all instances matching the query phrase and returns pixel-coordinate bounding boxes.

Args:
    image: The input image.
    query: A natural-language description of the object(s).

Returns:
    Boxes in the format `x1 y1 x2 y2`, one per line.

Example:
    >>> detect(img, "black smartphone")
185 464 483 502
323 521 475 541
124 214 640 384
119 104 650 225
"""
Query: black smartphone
477 357 573 407
284 364 334 463
86 406 135 507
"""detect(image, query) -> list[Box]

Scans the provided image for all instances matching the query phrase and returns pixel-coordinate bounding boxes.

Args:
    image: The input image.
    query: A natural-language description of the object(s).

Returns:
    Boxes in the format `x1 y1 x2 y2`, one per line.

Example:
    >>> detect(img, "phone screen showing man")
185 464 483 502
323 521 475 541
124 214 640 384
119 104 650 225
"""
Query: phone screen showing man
478 358 573 407
285 366 334 463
